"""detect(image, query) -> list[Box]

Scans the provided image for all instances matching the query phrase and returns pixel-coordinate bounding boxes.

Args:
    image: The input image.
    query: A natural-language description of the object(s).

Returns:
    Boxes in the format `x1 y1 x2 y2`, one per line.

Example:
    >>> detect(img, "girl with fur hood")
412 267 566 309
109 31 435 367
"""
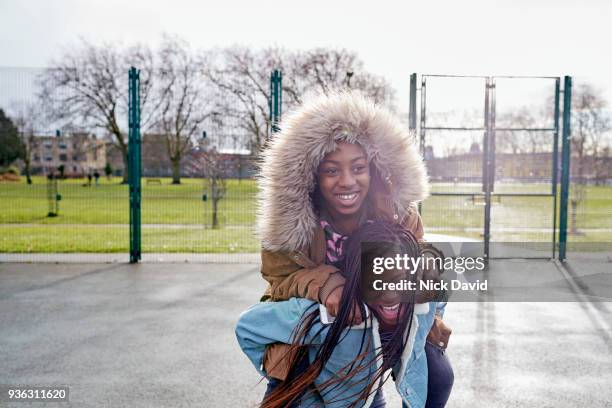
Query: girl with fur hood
248 91 453 406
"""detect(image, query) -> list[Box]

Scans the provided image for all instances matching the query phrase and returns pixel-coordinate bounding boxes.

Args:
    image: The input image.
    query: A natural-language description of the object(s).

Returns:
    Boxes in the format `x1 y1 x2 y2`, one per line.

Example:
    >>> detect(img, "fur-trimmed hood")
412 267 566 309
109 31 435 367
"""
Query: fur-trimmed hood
257 91 429 253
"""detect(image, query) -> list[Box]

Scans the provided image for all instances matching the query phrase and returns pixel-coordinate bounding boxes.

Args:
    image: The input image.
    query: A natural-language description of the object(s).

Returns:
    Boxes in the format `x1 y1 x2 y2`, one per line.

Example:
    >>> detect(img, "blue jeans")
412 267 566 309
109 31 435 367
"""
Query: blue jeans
403 342 454 408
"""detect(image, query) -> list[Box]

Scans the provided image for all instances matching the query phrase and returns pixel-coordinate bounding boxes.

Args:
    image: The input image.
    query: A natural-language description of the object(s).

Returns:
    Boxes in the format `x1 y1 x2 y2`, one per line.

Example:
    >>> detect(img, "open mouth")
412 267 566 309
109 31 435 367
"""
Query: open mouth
376 303 400 321
334 191 360 205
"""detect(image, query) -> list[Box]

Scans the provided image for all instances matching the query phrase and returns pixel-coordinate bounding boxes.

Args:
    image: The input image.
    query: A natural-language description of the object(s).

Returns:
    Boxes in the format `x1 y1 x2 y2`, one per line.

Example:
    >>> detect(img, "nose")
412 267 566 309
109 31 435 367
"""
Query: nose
338 170 356 188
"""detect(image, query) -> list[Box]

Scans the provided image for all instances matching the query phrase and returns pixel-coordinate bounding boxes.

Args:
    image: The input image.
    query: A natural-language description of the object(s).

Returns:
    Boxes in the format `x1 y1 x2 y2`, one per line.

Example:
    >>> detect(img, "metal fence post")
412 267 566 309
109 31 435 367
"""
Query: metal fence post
419 76 427 156
409 73 417 135
128 67 142 263
269 71 273 134
551 78 561 259
269 69 282 135
483 77 492 259
558 75 572 261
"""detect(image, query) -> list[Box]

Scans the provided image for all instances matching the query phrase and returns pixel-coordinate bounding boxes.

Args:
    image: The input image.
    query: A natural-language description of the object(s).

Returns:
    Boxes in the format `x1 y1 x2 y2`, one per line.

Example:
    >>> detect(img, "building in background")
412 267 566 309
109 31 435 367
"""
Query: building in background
425 145 612 185
183 147 255 179
28 133 106 176
104 133 256 180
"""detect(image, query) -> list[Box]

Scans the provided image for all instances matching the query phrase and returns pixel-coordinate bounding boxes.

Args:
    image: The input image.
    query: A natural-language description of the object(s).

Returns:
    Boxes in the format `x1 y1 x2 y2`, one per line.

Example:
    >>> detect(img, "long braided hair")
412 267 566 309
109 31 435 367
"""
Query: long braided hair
261 220 421 407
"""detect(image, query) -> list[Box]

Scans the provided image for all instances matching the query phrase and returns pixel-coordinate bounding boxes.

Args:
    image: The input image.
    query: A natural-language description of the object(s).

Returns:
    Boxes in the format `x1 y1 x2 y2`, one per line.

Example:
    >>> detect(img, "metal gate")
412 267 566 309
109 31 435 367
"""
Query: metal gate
410 74 571 259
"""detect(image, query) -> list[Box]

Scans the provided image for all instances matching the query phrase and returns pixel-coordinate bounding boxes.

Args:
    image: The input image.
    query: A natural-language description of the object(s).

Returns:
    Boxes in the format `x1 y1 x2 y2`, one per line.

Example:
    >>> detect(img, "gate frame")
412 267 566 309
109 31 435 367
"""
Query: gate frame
409 73 572 260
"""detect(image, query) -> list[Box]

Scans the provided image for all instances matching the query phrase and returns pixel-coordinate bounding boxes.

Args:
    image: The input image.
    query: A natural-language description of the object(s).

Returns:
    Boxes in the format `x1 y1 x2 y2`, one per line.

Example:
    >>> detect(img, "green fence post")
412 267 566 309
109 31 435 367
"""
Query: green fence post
128 67 142 263
551 78 561 259
558 76 572 261
483 77 492 260
269 71 273 136
270 69 282 135
409 73 417 135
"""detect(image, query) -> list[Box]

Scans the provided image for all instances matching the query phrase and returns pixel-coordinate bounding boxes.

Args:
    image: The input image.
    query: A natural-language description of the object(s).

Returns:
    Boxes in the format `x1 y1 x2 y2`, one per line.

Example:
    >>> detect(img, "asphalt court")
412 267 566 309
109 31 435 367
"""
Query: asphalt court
1 260 611 407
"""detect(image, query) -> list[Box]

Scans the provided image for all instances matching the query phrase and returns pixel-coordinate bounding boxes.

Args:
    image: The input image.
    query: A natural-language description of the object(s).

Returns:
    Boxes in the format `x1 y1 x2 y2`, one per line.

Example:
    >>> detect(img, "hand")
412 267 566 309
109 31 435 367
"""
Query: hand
426 315 452 350
324 286 363 325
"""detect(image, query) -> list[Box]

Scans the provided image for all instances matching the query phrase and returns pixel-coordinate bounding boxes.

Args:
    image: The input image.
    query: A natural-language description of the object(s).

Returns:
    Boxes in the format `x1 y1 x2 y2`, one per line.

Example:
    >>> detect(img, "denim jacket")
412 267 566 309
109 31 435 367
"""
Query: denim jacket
235 299 438 408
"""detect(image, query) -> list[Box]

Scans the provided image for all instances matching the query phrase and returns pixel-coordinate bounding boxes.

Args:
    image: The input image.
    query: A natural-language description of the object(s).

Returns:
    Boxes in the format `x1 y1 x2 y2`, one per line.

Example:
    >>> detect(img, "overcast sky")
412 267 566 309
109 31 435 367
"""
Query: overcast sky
1 0 611 114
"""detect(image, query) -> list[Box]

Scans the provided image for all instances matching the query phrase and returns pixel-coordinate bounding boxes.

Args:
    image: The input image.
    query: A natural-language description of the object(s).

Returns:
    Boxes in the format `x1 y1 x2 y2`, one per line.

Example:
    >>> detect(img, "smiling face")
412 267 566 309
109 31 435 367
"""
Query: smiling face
361 245 415 329
317 141 371 221
367 266 408 328
369 292 409 328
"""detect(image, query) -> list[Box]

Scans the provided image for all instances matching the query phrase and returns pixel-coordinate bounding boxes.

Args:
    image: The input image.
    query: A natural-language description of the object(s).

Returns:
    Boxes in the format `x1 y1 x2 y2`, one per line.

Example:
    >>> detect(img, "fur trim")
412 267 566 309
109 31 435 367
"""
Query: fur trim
257 91 429 252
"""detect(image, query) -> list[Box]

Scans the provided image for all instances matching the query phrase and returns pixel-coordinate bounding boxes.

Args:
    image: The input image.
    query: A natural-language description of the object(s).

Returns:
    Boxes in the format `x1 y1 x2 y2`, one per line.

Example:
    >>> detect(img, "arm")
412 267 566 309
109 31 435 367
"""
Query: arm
427 304 452 350
261 249 345 303
235 298 316 376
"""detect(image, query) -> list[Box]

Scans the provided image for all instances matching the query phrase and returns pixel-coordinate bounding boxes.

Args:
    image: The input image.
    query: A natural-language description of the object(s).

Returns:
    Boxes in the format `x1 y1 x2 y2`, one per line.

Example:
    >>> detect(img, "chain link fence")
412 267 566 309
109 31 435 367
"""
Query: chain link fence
1 68 610 262
565 76 612 262
0 67 262 262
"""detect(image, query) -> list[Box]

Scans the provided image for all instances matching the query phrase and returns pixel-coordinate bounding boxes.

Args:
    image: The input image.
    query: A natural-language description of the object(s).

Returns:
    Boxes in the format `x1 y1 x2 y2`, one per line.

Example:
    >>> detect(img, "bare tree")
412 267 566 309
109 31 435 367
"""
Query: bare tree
497 107 551 154
203 47 283 153
201 146 227 229
11 103 43 184
153 36 212 184
296 48 396 109
39 40 158 183
204 46 397 153
569 83 612 234
594 146 611 184
571 83 611 179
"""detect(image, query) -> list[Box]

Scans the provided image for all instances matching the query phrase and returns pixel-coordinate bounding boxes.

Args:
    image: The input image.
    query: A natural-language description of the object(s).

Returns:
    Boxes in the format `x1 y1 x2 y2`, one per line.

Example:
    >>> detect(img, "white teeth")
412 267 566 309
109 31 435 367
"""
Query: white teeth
382 304 399 311
337 193 357 200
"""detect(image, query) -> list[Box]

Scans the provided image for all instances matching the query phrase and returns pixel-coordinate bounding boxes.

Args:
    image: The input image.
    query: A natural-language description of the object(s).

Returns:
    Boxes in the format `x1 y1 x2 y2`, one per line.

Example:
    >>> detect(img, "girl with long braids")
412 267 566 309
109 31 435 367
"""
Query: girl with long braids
237 220 444 407
246 91 453 406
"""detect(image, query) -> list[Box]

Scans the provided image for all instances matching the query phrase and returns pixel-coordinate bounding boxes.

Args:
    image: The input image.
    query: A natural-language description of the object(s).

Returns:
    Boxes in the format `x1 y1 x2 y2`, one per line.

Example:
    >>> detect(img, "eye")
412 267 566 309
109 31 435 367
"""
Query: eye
323 168 338 176
353 165 366 174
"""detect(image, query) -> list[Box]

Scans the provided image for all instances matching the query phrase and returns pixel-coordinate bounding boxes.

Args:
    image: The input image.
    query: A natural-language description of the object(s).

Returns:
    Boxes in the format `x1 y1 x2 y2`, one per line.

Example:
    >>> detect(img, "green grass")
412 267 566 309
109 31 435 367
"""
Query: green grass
422 182 612 243
0 176 257 225
0 225 259 253
1 177 610 253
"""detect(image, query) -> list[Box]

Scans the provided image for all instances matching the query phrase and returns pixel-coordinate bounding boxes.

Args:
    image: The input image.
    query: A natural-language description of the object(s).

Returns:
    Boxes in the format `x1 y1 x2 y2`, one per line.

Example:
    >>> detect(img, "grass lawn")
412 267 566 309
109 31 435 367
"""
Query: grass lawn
0 224 259 253
0 176 257 225
1 177 610 253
